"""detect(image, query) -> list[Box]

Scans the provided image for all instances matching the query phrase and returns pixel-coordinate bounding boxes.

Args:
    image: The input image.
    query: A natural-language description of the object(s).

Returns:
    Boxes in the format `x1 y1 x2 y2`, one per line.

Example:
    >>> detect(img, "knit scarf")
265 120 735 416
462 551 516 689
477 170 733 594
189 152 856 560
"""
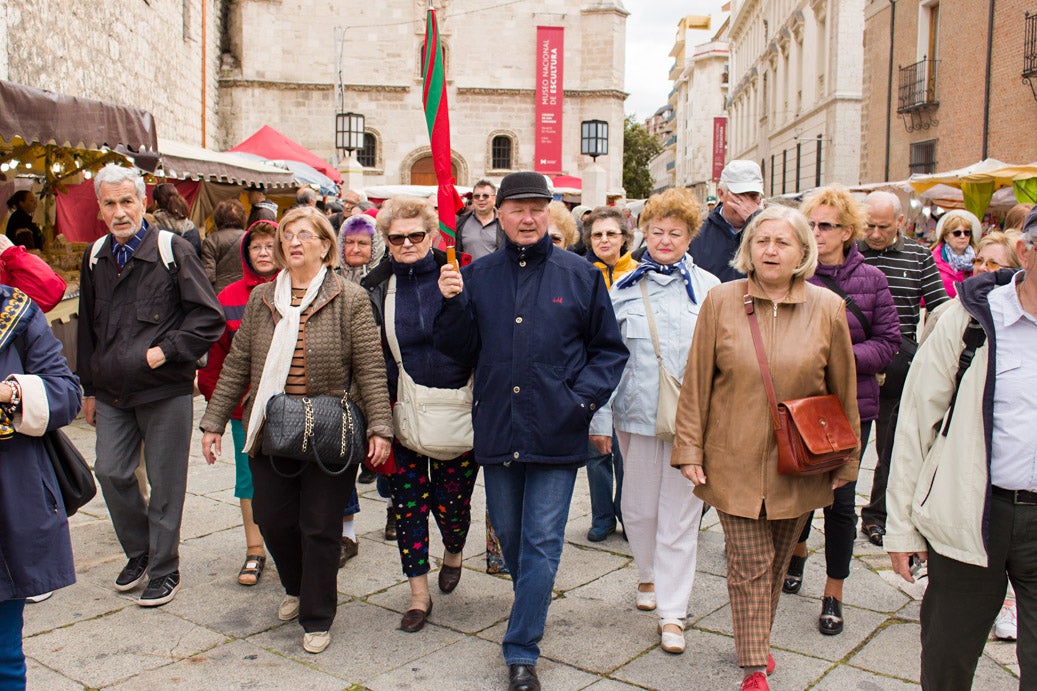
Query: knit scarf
614 252 698 304
943 243 976 273
243 266 328 453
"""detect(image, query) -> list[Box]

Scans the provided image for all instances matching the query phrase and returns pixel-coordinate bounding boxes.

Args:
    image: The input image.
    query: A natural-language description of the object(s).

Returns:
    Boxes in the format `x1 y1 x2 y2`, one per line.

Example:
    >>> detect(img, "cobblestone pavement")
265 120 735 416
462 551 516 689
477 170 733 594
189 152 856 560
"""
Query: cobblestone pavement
23 398 1020 689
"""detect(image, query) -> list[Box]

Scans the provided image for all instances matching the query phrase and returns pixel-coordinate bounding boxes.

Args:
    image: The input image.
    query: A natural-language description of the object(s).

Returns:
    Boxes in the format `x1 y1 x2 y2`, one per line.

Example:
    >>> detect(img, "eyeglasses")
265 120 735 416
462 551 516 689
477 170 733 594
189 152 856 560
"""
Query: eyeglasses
281 230 318 242
972 258 1004 271
590 230 623 240
249 243 276 255
472 193 493 200
950 229 972 238
386 230 428 246
809 221 844 232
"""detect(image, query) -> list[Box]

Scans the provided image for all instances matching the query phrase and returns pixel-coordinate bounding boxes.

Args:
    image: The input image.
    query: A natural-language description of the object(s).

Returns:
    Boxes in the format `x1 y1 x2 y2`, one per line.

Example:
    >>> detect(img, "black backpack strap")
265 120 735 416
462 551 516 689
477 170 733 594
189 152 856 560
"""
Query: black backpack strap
941 317 986 437
816 274 871 338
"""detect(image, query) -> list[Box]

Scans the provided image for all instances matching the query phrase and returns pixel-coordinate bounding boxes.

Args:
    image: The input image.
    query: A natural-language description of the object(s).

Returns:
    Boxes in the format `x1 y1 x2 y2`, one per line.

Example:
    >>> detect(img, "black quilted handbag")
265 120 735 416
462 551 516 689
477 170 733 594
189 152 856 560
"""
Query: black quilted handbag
261 393 366 476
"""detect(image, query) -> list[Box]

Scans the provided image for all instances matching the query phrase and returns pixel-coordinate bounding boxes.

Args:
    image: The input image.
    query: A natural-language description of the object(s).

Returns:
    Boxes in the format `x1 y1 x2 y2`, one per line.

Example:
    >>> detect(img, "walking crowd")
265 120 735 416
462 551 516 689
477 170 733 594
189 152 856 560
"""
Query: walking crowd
0 158 1035 691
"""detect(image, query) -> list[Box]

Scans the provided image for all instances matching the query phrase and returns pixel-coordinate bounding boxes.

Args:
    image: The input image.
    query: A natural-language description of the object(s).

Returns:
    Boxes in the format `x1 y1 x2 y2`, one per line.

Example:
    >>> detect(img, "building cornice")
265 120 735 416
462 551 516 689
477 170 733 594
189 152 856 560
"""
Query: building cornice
218 79 411 94
455 87 628 100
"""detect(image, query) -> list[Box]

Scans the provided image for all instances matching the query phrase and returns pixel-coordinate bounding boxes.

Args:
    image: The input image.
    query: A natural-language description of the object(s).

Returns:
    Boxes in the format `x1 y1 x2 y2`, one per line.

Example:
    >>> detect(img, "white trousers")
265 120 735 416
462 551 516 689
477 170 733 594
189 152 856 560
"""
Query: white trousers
618 431 704 622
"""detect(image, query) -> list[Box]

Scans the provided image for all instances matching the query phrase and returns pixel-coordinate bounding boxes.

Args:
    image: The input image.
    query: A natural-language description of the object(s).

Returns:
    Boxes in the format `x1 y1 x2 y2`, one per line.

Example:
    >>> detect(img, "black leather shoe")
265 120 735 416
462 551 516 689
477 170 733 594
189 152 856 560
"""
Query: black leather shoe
782 555 806 595
508 664 540 691
862 523 885 546
438 564 462 593
819 595 844 635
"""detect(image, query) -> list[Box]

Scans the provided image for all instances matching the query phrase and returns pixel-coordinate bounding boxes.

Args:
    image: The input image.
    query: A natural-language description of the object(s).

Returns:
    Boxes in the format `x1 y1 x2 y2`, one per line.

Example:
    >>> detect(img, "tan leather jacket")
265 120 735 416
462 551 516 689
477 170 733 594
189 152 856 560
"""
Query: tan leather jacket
671 276 860 520
199 272 392 453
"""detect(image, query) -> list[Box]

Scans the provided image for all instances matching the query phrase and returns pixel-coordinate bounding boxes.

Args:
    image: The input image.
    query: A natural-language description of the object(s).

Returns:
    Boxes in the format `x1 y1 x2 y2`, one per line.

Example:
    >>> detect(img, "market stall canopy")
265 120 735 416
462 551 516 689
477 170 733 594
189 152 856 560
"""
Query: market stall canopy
551 175 582 195
908 158 1037 217
158 139 294 189
226 152 338 196
229 125 342 185
0 79 157 152
363 184 473 203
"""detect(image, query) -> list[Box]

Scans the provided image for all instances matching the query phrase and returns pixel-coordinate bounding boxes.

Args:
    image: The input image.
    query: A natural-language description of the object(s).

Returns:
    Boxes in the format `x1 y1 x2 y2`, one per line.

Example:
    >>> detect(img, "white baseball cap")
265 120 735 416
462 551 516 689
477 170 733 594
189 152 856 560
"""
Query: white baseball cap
720 160 764 195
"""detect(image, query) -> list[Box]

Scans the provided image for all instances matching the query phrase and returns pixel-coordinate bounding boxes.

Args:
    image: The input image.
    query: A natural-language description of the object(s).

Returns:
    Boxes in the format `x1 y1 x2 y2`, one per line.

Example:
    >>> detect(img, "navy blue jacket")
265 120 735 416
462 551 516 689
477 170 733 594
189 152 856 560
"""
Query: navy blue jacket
434 233 628 465
361 249 470 401
0 286 81 600
687 204 756 283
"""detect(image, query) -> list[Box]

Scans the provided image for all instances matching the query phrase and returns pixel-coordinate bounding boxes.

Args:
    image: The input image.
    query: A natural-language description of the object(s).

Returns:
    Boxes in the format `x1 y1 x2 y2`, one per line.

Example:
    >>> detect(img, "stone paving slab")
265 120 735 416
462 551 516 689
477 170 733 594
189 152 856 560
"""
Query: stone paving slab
24 606 226 688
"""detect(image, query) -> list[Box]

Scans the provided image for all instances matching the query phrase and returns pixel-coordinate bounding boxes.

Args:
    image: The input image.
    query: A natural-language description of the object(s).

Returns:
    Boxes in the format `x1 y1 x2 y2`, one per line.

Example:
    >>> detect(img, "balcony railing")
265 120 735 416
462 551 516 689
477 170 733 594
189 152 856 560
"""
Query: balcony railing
1023 12 1037 100
897 58 939 113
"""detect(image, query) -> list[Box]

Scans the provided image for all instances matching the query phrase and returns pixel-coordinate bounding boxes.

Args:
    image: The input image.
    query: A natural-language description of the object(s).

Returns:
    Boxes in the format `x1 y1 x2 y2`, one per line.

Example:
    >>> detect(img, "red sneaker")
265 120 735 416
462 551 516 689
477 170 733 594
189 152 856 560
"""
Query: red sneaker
742 671 770 690
766 653 776 676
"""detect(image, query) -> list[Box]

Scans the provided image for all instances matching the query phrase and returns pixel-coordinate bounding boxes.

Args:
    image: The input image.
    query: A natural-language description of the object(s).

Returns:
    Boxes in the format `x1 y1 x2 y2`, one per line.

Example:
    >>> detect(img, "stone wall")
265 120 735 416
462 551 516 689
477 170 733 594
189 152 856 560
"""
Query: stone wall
2 0 221 147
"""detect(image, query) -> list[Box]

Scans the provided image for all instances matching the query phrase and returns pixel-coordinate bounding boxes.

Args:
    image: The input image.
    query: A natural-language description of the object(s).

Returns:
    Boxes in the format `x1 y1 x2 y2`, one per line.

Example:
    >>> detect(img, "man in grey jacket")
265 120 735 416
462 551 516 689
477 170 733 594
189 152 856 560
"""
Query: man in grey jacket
78 165 224 607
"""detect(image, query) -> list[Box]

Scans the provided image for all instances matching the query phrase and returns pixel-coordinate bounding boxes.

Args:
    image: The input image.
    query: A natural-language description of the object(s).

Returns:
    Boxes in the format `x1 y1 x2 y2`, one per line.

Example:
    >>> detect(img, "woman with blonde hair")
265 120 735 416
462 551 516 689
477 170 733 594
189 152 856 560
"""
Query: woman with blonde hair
931 210 980 298
591 187 720 653
547 201 578 249
673 205 859 690
781 186 900 636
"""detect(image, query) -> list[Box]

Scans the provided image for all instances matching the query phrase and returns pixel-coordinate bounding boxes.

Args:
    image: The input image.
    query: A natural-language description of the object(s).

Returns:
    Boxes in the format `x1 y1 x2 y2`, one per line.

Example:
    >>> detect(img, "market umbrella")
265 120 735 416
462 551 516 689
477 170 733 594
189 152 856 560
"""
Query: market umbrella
908 158 1037 217
229 125 342 185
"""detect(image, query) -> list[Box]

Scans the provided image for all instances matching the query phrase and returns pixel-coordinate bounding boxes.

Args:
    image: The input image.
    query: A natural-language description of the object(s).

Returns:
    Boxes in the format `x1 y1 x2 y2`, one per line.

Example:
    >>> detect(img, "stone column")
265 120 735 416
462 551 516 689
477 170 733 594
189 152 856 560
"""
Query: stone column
338 154 364 195
581 160 607 207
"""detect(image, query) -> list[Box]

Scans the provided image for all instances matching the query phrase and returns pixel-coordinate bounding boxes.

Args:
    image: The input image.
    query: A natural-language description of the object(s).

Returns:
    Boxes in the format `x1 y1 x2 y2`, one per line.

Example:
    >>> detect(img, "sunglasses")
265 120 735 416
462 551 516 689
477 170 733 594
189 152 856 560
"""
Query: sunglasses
808 221 844 232
972 258 1004 271
472 193 493 200
949 229 972 238
386 230 428 246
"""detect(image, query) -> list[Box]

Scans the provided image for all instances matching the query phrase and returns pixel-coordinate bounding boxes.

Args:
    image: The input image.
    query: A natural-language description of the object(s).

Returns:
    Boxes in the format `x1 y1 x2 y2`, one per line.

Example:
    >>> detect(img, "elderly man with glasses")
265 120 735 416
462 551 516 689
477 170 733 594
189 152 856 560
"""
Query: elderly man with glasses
886 212 1037 690
456 179 504 261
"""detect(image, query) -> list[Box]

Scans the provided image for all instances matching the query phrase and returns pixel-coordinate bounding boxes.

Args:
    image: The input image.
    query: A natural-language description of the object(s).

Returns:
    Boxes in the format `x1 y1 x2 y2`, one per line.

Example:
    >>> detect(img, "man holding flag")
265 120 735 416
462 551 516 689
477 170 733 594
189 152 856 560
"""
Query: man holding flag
434 171 628 690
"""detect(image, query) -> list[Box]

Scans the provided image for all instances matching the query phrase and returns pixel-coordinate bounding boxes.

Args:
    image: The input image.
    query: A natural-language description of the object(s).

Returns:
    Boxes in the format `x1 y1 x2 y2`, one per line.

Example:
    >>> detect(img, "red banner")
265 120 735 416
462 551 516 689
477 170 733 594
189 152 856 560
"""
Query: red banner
534 26 564 174
712 117 727 182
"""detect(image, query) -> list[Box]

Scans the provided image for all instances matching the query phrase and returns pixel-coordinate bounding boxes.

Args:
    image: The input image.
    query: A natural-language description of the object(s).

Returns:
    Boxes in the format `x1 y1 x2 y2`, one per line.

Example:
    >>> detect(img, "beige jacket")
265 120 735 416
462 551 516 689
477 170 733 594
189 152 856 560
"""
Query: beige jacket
199 272 392 453
671 276 860 519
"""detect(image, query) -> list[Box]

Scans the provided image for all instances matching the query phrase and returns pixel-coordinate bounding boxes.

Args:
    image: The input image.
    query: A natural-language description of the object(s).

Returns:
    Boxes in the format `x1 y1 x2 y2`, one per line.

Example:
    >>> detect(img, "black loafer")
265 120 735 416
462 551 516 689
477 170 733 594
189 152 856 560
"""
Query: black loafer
819 595 844 635
782 555 806 595
508 664 540 691
400 599 433 633
862 523 885 546
438 564 462 593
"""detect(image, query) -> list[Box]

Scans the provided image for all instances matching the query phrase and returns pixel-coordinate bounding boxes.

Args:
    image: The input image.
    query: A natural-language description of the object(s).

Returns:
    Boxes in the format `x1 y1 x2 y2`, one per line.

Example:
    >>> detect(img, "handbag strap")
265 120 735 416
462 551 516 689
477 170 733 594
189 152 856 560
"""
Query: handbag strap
815 274 871 338
384 275 404 367
639 281 665 367
744 288 782 433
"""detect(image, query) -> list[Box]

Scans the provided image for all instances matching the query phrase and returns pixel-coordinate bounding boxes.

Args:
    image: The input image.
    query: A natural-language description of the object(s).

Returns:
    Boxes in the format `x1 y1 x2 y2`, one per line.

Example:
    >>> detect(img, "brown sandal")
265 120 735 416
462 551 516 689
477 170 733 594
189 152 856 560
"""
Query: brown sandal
238 554 266 586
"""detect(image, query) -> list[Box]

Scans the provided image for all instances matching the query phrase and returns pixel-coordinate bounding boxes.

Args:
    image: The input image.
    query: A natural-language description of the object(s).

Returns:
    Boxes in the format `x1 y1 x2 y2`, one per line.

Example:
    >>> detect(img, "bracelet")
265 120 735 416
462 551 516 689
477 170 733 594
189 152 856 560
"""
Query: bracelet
4 379 20 409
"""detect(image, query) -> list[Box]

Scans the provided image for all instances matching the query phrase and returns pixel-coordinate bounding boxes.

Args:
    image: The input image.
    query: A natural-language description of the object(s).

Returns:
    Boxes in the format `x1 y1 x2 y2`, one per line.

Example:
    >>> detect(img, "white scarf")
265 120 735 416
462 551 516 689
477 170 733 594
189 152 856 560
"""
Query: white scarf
243 266 328 453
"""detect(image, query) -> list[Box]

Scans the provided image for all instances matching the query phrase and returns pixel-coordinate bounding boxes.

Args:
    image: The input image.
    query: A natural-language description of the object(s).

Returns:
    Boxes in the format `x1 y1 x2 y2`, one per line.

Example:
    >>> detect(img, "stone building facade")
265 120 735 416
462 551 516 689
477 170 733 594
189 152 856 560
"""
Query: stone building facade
860 0 1037 183
2 0 221 149
219 0 629 190
2 0 628 192
726 0 864 194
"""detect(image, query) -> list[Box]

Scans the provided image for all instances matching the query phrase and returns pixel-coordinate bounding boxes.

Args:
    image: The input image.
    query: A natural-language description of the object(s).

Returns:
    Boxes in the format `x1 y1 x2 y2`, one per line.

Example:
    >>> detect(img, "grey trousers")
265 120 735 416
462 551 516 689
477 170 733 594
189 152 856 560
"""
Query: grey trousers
94 395 193 579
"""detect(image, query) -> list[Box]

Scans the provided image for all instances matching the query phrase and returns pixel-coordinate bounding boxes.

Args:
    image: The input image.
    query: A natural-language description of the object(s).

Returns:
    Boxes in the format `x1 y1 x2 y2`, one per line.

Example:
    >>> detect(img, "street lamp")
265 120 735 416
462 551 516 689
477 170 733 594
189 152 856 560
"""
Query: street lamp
335 112 365 158
581 119 609 161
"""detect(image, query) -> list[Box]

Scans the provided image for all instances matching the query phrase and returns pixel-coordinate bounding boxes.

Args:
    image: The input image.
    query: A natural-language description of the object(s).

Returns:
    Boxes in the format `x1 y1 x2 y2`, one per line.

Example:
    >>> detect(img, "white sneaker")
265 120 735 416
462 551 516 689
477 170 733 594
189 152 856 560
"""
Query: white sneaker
994 602 1018 641
636 586 656 611
278 594 300 621
303 630 330 654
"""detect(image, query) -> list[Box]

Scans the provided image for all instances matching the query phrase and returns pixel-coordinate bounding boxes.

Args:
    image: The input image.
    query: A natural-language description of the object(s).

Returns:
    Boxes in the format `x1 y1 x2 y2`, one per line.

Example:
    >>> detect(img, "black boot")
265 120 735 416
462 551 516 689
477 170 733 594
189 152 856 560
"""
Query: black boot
508 664 540 691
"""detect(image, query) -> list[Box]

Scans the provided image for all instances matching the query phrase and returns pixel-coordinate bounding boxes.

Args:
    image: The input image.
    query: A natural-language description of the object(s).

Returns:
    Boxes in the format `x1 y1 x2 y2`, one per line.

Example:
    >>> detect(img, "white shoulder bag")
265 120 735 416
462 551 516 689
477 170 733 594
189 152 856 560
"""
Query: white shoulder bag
385 275 474 460
640 281 682 442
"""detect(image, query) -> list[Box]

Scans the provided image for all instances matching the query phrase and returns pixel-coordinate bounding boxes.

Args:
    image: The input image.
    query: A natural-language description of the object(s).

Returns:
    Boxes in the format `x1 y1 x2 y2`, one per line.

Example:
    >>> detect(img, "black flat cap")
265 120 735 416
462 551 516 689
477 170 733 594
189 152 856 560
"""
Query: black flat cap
496 171 552 208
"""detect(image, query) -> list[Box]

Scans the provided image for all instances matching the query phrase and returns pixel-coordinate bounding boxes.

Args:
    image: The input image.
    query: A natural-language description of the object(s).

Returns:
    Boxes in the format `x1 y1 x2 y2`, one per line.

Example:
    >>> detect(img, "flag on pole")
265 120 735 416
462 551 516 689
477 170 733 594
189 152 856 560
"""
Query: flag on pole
422 3 463 246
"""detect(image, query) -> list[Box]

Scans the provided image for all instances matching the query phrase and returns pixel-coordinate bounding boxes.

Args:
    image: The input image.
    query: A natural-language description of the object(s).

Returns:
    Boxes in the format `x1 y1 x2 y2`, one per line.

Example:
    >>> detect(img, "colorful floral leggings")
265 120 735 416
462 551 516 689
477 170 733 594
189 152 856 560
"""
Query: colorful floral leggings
389 442 479 578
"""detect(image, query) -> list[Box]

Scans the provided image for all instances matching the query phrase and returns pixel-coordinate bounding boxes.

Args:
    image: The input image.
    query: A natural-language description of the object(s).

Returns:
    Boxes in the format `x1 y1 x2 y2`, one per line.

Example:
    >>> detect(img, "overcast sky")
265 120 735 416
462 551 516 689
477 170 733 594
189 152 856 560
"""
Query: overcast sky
624 1 726 122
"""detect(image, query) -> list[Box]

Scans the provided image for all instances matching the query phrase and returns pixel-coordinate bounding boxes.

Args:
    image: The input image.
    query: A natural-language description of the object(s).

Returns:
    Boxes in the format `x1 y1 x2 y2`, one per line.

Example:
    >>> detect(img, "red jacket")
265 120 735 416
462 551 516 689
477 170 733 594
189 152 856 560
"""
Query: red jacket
197 229 277 419
0 245 66 312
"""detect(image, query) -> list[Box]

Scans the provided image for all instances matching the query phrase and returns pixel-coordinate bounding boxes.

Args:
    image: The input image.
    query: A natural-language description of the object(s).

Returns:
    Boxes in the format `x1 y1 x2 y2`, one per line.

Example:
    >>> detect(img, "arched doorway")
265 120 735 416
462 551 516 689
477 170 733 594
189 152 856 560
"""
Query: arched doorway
410 156 457 185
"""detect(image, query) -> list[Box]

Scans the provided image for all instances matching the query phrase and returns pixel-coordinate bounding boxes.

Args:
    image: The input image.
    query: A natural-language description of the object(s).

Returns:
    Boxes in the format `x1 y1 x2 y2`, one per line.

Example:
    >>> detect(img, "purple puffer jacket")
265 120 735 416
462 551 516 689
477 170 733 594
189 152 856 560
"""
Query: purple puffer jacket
808 243 901 422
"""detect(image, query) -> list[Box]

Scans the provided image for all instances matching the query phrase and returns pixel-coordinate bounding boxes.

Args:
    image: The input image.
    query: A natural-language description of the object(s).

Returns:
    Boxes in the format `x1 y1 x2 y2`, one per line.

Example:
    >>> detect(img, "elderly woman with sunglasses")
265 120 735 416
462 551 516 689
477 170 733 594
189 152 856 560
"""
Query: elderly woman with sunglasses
931 210 981 298
361 196 478 633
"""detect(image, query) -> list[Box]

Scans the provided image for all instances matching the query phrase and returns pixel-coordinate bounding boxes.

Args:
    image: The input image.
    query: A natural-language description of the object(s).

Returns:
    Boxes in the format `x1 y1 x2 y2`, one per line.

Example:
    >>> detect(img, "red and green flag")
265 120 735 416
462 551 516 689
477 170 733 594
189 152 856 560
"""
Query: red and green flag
422 4 463 247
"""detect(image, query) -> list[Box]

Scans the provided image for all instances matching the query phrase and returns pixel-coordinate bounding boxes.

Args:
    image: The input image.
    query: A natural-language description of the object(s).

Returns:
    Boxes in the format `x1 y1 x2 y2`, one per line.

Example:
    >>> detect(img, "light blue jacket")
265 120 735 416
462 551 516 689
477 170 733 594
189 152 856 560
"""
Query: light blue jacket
590 255 719 437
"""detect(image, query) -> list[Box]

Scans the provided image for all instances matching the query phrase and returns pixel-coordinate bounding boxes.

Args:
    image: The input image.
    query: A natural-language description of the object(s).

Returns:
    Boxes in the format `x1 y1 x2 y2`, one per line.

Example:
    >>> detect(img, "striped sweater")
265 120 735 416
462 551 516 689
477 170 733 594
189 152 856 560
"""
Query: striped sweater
856 236 949 342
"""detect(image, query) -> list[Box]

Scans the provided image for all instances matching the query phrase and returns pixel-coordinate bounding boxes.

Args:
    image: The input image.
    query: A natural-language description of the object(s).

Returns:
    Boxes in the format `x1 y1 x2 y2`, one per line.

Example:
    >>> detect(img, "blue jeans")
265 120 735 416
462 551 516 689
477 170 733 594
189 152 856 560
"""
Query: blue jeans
0 599 25 690
586 433 623 532
483 463 578 666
